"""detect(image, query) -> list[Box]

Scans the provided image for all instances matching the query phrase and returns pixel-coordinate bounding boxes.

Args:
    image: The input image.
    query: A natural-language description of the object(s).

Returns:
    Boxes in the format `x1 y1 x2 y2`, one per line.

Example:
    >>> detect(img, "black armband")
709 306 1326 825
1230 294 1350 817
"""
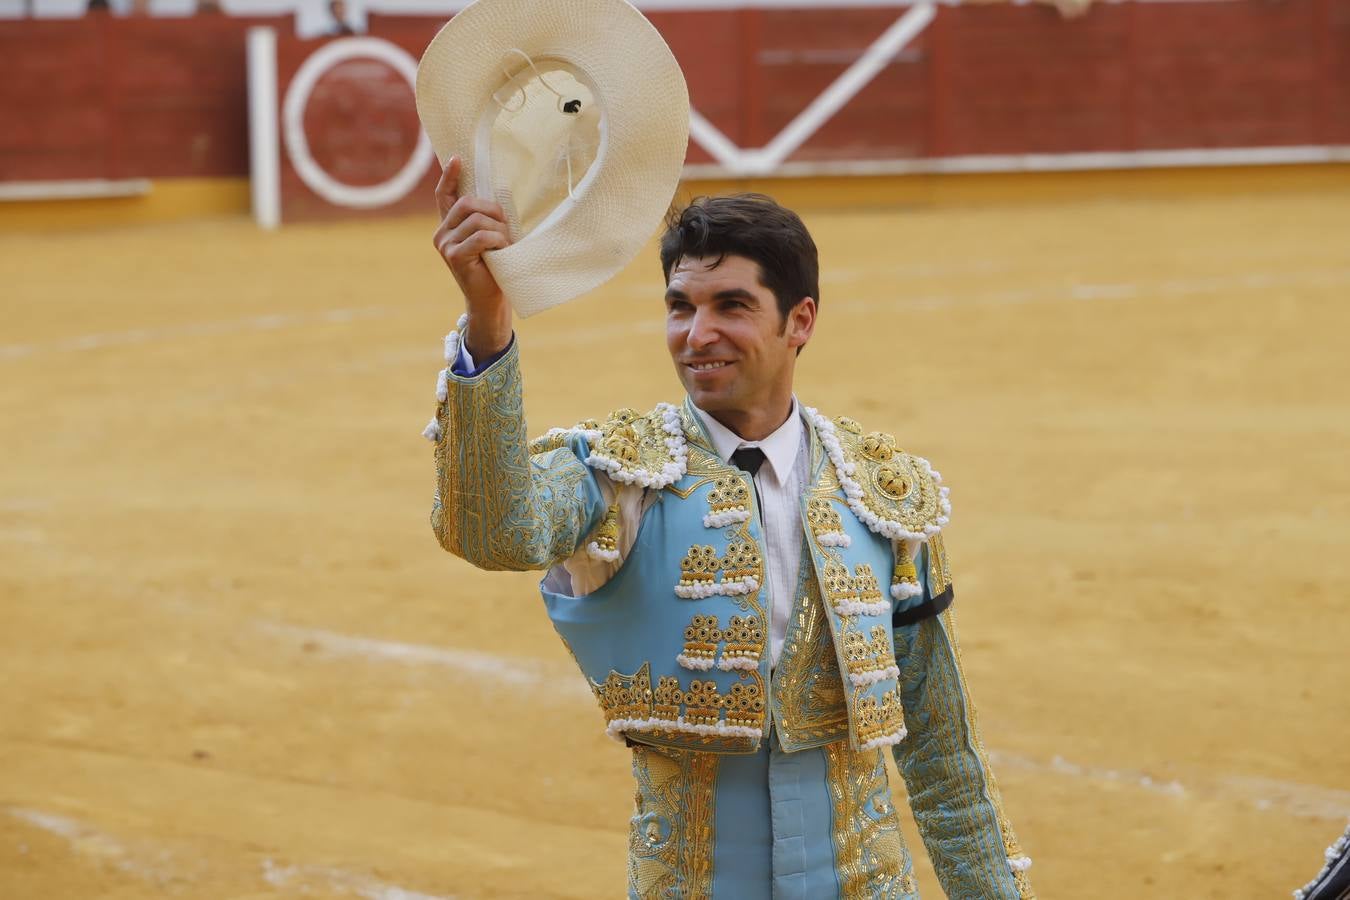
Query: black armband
892 585 954 627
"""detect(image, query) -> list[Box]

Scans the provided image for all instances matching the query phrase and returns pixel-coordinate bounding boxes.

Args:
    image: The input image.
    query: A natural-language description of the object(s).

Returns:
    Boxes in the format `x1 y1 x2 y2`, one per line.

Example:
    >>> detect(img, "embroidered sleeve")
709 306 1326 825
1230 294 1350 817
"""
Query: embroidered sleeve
891 561 1034 898
428 339 608 572
891 536 955 625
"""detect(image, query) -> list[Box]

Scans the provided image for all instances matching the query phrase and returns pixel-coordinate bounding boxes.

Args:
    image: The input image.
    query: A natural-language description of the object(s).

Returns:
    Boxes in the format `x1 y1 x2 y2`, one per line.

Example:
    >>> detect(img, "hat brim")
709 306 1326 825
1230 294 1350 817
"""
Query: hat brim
416 0 690 317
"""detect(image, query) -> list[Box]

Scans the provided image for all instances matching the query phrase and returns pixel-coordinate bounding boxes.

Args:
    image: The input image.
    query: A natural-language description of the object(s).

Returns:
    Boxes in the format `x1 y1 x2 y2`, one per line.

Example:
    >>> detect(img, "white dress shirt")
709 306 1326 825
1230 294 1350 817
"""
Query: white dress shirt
690 400 808 667
544 399 809 668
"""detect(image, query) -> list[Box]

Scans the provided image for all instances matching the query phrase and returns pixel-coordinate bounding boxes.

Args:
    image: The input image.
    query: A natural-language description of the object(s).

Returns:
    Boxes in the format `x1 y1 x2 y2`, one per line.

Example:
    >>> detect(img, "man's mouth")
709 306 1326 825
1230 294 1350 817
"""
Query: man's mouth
686 360 733 372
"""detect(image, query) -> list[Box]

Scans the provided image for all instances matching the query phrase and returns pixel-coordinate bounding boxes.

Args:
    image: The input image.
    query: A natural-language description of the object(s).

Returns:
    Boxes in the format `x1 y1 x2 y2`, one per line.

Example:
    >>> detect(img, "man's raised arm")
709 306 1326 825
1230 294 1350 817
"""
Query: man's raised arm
427 158 607 572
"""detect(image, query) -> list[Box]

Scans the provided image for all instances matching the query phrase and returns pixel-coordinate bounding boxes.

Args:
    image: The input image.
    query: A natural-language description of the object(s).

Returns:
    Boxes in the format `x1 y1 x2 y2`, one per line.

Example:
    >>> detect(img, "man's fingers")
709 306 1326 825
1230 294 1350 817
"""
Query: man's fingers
447 211 510 248
445 229 509 263
434 155 461 219
434 219 510 259
440 195 508 234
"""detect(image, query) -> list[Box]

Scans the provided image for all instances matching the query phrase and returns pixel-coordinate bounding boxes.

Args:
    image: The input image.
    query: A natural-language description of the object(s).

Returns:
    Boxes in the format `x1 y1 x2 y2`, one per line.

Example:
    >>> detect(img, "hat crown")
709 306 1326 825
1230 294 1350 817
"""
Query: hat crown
483 58 602 243
416 0 690 317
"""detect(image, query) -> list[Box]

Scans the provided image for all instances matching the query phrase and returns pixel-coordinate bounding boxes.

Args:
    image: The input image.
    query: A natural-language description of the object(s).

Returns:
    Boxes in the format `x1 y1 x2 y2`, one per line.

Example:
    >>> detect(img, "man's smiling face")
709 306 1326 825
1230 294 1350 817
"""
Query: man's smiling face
665 254 810 420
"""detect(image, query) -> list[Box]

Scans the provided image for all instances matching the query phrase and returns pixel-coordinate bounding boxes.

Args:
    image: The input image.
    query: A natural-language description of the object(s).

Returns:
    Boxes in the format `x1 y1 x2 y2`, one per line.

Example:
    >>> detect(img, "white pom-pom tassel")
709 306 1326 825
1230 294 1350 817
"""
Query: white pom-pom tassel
860 726 907 750
421 417 441 442
1008 856 1033 872
455 313 468 330
586 542 621 563
443 331 460 365
848 665 900 687
817 531 851 548
891 582 922 600
704 509 751 528
435 368 449 402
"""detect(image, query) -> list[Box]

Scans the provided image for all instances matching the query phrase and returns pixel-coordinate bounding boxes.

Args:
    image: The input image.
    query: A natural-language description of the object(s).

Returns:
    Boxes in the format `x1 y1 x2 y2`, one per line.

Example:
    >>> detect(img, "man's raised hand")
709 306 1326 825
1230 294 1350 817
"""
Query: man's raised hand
433 156 513 359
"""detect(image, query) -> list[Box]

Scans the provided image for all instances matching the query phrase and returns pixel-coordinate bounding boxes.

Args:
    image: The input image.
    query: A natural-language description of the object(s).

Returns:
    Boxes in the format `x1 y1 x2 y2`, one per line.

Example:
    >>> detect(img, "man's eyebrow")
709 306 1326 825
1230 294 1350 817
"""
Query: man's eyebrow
663 287 760 303
713 288 758 303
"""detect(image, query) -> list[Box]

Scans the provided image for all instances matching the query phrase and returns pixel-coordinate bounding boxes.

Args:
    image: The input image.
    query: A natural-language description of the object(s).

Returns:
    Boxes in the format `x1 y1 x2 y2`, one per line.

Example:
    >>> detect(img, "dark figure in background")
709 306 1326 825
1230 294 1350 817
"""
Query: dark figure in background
328 0 355 35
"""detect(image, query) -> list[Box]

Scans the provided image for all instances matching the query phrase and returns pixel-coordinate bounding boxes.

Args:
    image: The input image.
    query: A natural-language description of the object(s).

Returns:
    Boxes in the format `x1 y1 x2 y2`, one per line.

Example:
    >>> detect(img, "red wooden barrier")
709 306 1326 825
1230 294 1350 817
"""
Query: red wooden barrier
3 2 1347 221
0 13 287 181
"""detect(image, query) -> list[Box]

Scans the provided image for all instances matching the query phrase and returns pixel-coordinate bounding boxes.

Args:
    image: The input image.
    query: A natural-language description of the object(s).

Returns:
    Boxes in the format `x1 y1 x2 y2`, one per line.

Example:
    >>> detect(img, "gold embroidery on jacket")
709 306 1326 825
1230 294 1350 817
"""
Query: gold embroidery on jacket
834 416 864 435
721 615 764 667
927 533 953 595
805 465 906 750
683 428 771 712
678 545 721 591
860 430 899 463
594 665 767 750
706 473 752 519
628 745 717 899
831 424 947 537
724 681 765 729
432 344 597 571
591 500 621 557
825 741 912 899
855 564 884 606
806 497 845 537
842 624 900 681
677 615 722 670
822 559 858 609
526 417 601 454
721 541 762 583
943 609 1036 898
592 663 653 724
675 540 764 599
822 560 886 616
772 543 849 751
894 610 1035 899
653 676 683 721
682 680 722 726
853 685 906 749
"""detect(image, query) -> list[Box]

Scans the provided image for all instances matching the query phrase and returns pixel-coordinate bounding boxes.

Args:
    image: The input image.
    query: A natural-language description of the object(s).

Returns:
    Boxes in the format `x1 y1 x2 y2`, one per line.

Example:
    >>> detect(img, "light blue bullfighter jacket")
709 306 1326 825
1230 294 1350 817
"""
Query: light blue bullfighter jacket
429 339 1035 900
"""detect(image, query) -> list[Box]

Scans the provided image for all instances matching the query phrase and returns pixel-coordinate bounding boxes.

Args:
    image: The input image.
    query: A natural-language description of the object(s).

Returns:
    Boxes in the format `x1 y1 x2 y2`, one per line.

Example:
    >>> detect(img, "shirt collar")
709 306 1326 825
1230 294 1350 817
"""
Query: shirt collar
691 398 804 485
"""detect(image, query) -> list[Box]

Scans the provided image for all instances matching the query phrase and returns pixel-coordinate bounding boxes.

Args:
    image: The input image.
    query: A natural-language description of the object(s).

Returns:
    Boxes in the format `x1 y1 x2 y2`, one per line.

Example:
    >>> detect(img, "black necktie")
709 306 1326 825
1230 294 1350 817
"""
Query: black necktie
730 446 766 476
731 446 766 518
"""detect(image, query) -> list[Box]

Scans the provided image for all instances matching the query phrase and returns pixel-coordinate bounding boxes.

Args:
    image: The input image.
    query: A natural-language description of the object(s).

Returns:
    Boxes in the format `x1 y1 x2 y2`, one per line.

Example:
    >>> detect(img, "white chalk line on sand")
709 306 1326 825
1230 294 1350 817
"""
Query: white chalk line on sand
257 620 589 698
5 806 456 900
259 620 1350 821
989 752 1350 821
837 265 1350 315
8 263 1348 366
0 305 389 362
262 858 455 900
6 807 196 888
343 263 1350 378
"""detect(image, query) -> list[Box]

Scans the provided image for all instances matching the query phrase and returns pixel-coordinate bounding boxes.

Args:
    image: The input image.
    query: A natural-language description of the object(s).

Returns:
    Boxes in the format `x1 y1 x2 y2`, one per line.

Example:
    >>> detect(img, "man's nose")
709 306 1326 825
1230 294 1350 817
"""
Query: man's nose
686 309 718 349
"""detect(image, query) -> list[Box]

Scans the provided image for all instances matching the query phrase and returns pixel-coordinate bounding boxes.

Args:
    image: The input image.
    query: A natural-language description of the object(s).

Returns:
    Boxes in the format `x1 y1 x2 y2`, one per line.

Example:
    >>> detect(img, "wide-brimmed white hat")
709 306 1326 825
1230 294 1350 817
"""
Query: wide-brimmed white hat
416 0 689 318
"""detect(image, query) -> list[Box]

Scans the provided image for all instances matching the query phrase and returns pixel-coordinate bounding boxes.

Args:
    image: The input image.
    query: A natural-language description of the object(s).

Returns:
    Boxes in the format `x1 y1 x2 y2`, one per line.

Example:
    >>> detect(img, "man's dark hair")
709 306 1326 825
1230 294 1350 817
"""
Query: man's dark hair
659 194 820 324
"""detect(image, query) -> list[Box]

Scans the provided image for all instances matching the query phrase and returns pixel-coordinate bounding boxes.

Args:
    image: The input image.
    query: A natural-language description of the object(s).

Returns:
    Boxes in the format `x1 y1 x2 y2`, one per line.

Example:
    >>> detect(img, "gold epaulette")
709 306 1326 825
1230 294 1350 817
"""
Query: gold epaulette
583 403 689 489
825 414 951 541
528 404 689 489
527 417 603 456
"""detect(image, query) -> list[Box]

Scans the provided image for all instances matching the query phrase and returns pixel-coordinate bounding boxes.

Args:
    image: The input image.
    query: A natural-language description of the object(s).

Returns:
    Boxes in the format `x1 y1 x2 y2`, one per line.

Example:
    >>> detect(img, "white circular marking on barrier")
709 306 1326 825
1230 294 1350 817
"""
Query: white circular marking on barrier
282 37 434 210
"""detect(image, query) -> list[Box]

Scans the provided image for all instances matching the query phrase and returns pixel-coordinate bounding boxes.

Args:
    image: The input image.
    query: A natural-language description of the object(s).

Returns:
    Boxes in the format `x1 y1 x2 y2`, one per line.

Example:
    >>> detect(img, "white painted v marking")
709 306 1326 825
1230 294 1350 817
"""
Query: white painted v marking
687 4 937 175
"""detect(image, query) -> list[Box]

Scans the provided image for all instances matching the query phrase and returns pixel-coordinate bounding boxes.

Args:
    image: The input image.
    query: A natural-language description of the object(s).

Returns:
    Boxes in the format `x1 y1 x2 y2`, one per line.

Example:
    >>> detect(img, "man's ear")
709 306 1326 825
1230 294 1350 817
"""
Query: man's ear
787 297 816 351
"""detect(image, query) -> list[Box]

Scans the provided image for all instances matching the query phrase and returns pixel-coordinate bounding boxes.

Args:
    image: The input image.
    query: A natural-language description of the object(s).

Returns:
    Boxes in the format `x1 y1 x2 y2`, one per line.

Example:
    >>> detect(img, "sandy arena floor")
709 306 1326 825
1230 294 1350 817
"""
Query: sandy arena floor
2 182 1349 899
